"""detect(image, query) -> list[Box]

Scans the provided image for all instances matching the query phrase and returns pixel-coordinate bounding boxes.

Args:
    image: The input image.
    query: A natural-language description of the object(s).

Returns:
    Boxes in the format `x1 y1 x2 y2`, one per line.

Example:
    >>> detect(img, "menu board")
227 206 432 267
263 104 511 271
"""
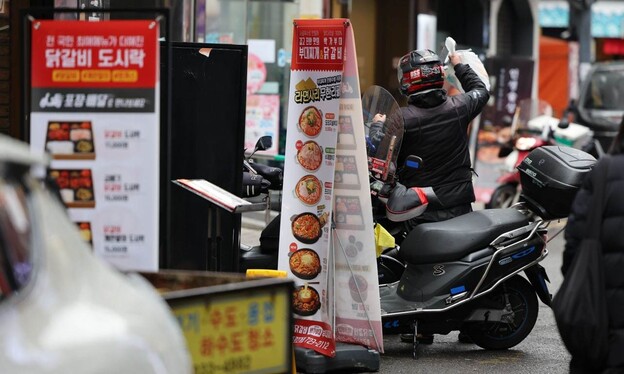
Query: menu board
332 25 383 354
277 19 347 358
278 19 383 358
29 20 160 272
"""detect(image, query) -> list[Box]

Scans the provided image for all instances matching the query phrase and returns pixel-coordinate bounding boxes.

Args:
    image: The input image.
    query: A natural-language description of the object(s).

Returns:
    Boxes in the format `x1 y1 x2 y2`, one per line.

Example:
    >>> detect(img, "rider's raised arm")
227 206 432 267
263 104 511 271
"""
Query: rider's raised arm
453 62 490 120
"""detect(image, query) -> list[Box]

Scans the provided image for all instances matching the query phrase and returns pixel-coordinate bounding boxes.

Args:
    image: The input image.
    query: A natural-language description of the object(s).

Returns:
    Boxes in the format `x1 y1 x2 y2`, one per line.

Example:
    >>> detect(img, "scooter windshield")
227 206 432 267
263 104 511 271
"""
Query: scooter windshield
0 166 34 302
362 85 404 183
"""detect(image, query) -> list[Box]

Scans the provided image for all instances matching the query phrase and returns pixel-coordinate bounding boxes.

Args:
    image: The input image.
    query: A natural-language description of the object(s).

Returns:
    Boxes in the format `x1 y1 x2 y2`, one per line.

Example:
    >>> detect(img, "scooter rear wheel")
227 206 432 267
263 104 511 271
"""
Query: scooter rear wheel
464 275 538 350
486 183 518 209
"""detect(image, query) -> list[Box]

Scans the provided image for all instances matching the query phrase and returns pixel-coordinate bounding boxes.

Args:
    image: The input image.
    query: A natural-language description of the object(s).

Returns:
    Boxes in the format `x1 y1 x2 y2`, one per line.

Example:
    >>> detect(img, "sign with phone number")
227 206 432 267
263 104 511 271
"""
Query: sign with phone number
172 290 291 374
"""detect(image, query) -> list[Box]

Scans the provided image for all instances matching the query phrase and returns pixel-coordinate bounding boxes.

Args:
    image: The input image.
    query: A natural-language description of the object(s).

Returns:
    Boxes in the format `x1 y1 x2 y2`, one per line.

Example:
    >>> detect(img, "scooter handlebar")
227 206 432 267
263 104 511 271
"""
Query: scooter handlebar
242 171 271 197
249 163 283 190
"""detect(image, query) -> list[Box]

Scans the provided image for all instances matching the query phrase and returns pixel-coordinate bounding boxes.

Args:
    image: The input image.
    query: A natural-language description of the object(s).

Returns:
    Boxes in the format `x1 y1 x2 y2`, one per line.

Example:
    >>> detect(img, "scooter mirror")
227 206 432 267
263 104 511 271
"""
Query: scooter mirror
498 144 514 158
255 136 272 152
405 155 423 169
557 116 570 129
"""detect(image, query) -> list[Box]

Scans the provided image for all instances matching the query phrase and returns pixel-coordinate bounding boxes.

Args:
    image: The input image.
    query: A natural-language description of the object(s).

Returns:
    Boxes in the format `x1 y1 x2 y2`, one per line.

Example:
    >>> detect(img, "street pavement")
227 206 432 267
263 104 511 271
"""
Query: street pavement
241 211 572 374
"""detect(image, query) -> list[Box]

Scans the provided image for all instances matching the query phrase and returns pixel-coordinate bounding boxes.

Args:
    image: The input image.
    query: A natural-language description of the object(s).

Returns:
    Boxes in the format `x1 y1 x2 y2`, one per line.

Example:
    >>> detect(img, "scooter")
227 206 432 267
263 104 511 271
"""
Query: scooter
487 99 556 209
487 98 594 209
360 87 597 356
239 135 283 273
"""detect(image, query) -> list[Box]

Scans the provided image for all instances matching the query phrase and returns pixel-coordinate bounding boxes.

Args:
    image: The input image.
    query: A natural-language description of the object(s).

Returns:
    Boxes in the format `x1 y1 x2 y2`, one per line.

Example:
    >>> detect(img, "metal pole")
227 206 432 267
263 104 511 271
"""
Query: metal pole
569 1 593 82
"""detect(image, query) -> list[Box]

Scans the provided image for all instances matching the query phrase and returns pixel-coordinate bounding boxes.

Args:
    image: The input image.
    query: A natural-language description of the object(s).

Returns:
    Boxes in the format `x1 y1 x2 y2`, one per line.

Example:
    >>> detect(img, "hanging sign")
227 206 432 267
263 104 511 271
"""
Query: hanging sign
29 20 161 272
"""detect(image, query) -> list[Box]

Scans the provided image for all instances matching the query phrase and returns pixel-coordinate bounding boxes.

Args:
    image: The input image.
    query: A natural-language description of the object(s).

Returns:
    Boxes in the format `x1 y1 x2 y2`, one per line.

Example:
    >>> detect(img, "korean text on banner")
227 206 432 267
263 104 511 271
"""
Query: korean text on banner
29 20 160 272
333 25 383 354
278 19 348 357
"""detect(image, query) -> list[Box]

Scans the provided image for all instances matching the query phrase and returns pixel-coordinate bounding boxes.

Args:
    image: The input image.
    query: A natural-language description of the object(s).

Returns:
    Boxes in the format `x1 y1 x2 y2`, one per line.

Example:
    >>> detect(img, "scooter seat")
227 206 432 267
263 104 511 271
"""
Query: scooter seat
400 208 530 264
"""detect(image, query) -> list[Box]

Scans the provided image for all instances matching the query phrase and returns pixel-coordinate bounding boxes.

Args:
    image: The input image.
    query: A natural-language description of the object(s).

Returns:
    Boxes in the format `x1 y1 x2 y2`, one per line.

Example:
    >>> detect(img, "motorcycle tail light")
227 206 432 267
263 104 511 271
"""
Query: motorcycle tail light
515 136 538 151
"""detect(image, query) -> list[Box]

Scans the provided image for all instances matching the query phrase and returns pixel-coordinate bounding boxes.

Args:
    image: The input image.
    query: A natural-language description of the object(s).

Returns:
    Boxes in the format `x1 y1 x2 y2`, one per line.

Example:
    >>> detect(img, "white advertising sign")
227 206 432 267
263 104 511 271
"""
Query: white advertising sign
29 20 160 272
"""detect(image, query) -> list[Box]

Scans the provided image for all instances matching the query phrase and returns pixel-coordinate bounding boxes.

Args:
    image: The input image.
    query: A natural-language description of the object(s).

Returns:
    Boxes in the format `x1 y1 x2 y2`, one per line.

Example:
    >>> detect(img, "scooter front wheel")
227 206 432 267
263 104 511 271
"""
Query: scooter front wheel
464 275 538 350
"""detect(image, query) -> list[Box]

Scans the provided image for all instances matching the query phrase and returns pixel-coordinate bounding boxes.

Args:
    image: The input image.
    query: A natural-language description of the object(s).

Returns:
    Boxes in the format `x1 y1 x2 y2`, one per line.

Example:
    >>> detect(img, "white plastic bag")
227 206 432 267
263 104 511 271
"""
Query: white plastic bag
443 37 490 93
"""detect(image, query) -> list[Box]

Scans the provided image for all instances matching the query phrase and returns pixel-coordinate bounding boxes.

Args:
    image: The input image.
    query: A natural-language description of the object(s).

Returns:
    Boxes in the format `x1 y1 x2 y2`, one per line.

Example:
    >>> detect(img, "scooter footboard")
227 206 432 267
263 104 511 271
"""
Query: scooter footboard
395 253 491 309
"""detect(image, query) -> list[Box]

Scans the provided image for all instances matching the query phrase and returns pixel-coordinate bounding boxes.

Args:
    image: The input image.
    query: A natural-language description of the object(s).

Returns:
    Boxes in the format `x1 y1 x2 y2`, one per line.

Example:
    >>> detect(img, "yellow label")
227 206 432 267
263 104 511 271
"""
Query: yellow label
81 69 111 82
173 289 290 374
246 269 288 278
52 69 80 82
112 69 138 82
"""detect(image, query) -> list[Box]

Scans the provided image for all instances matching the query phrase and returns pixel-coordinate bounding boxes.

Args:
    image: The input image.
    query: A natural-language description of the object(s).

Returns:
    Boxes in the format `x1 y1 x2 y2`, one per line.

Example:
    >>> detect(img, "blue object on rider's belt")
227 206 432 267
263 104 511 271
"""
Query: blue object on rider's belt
450 285 466 295
406 159 420 169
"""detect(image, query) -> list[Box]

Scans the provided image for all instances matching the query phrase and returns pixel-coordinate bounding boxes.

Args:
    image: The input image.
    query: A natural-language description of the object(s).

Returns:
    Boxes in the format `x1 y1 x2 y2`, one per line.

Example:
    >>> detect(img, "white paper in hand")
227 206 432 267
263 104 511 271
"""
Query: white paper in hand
443 36 490 93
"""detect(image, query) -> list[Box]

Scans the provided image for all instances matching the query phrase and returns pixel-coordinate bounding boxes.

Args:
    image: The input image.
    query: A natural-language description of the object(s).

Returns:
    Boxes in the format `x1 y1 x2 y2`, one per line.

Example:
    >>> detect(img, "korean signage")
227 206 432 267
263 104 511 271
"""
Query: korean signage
278 19 347 357
245 94 280 157
278 19 383 358
172 287 291 374
481 57 534 128
332 24 383 354
29 20 160 271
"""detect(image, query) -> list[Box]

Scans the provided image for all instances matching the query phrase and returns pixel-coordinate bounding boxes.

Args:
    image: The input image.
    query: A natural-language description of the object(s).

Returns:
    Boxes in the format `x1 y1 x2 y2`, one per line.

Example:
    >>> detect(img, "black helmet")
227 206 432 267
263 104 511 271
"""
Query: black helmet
397 49 444 96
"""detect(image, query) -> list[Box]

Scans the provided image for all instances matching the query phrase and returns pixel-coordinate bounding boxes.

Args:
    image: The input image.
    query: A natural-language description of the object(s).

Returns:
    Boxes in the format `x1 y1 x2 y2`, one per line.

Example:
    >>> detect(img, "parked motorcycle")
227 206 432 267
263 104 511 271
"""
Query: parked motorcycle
239 135 283 273
360 88 597 355
486 98 593 209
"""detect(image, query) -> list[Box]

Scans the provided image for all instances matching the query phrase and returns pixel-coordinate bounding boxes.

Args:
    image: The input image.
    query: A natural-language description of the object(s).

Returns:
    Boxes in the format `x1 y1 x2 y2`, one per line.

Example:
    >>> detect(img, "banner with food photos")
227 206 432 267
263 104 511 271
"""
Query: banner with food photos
28 20 160 272
332 24 383 354
278 18 347 357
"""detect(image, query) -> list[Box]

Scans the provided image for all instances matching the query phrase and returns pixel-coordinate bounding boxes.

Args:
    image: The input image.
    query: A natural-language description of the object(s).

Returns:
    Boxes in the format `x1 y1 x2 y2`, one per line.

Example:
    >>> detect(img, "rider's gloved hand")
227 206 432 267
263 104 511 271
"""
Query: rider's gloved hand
368 113 387 153
377 182 394 203
373 113 386 123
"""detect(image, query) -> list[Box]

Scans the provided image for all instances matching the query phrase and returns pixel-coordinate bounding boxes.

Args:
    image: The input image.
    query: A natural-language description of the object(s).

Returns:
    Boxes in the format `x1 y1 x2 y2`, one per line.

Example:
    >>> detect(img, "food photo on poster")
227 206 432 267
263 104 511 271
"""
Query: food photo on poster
295 140 324 172
289 248 322 280
295 174 323 206
45 120 96 160
48 168 95 208
337 114 357 150
292 284 322 316
298 106 323 138
290 211 329 245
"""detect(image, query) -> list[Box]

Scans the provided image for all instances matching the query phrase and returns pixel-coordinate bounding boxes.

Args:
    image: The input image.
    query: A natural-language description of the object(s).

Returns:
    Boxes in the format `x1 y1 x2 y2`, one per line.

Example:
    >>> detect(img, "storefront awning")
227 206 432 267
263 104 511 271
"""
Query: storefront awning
539 0 624 38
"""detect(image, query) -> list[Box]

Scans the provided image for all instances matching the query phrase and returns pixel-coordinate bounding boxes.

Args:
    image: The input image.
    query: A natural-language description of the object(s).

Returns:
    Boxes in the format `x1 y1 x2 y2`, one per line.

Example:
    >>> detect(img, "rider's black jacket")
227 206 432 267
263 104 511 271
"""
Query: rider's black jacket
397 63 490 209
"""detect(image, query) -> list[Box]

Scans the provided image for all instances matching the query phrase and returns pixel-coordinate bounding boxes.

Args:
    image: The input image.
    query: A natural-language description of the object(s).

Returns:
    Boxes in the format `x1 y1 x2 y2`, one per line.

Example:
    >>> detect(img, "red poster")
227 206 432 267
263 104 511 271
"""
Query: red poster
291 19 346 72
31 20 157 89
